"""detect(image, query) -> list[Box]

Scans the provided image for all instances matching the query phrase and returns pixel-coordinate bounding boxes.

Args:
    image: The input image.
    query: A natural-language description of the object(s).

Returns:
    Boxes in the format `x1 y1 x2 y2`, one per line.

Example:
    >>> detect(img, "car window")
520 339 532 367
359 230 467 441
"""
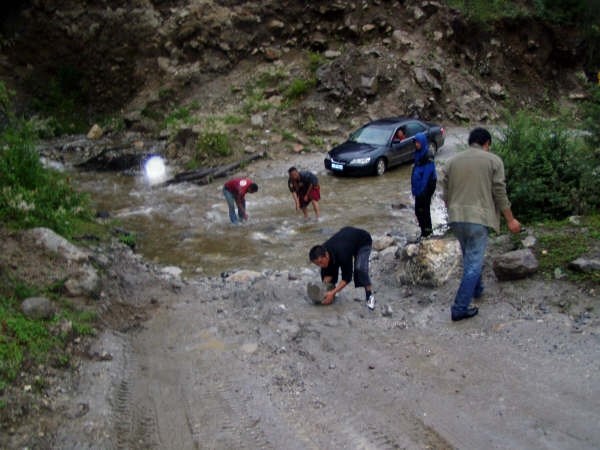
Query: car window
404 122 426 137
349 126 392 146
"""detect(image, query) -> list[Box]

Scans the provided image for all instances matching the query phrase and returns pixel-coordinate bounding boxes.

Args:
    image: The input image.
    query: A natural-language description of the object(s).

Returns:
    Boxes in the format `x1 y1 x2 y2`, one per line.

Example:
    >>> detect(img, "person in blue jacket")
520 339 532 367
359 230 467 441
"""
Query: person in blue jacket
411 132 437 239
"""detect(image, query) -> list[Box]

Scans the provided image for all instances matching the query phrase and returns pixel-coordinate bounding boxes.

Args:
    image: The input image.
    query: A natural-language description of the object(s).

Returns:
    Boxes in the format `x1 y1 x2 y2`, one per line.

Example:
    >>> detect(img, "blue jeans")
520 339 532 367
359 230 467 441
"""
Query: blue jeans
451 222 488 314
223 187 244 224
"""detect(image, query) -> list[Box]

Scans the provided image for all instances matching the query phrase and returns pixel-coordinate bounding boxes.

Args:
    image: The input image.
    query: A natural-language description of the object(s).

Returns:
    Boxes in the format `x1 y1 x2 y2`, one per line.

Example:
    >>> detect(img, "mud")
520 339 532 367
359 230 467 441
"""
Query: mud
47 234 600 450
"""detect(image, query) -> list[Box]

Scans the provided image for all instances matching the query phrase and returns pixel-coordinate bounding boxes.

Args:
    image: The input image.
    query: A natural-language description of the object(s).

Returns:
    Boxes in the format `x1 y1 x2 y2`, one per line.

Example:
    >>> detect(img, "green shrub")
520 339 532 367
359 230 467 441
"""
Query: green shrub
197 130 232 158
535 214 600 282
0 81 93 237
494 111 600 222
164 105 195 130
308 52 325 73
222 114 245 125
242 87 272 114
582 85 600 147
283 78 316 101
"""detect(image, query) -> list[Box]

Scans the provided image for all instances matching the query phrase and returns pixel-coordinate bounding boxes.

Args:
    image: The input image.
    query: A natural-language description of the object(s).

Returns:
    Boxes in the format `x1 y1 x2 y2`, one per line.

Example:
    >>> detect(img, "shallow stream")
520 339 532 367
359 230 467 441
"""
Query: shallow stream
71 130 466 276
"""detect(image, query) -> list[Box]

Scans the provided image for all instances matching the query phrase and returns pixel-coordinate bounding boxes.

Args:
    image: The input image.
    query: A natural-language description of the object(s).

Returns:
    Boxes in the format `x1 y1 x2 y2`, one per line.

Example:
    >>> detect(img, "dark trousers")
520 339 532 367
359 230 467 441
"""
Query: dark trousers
415 178 436 237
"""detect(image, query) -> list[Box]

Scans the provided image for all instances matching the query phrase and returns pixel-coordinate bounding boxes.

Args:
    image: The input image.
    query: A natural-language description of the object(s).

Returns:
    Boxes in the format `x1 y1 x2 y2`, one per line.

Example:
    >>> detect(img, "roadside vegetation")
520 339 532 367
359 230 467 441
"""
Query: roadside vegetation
0 81 99 403
494 85 600 283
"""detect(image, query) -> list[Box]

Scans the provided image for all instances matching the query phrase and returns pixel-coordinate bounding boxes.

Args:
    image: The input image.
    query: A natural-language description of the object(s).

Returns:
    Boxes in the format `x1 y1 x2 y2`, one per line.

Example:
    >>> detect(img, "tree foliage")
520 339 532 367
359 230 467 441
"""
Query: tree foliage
494 110 600 222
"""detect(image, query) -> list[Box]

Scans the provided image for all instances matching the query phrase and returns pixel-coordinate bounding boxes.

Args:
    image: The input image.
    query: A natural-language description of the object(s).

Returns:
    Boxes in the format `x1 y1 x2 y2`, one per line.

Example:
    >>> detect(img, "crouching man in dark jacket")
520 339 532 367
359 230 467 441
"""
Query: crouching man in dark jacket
309 226 375 310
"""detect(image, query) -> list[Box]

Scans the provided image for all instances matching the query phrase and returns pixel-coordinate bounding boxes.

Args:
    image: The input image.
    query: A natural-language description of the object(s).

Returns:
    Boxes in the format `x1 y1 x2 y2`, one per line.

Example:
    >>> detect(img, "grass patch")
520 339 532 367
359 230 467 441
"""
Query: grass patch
0 280 97 387
534 214 600 282
164 105 196 130
283 77 316 102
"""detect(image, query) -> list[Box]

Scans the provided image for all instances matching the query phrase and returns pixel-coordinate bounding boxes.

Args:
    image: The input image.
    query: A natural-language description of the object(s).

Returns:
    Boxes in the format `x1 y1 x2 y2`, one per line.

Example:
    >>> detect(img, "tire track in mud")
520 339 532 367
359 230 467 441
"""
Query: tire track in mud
269 344 454 450
109 341 161 450
178 362 275 450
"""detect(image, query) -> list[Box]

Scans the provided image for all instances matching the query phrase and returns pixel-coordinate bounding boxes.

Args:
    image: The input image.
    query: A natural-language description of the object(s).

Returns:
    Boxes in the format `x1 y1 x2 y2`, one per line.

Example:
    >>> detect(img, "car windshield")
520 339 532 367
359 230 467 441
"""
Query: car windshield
348 125 392 146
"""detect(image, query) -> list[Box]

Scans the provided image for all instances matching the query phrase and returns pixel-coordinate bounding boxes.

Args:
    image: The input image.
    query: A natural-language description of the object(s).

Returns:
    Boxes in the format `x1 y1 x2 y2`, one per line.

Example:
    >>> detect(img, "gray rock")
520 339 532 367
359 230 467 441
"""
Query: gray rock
65 265 100 297
493 249 539 281
227 270 264 283
307 281 334 304
413 67 442 93
568 257 600 273
372 235 395 251
21 296 55 320
381 304 393 317
27 227 89 262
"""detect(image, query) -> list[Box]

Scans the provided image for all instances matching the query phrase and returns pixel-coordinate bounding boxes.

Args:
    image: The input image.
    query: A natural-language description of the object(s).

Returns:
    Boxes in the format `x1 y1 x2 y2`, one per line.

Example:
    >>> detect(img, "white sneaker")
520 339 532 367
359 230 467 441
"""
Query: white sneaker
366 294 376 310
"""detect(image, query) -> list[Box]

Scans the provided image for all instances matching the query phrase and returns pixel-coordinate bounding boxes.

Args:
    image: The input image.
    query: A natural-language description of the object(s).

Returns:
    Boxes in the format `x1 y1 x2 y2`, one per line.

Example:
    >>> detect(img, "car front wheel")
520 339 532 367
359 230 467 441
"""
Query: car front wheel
374 158 386 176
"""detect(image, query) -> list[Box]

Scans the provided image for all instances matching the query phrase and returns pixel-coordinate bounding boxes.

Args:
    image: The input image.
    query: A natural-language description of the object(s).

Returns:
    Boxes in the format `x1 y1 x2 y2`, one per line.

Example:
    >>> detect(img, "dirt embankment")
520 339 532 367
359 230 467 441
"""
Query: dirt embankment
0 1 590 129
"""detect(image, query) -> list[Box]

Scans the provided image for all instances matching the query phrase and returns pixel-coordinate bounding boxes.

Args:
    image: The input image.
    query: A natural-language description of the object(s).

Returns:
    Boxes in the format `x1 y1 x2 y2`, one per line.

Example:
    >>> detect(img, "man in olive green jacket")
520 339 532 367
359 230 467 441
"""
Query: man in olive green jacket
442 127 521 321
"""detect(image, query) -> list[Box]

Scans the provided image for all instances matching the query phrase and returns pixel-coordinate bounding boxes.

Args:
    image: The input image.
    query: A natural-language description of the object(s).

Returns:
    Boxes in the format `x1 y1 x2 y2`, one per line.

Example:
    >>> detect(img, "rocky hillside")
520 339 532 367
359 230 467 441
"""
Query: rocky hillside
0 1 592 146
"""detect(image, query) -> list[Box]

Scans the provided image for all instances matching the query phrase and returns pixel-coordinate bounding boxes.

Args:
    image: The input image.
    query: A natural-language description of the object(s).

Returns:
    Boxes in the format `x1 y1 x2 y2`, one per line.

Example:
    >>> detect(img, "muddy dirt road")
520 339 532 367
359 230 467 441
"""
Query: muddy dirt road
50 236 600 450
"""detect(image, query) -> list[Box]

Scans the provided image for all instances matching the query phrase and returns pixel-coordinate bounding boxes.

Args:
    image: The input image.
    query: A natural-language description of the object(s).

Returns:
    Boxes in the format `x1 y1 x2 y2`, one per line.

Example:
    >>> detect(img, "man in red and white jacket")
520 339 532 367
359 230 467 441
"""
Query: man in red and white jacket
223 177 259 224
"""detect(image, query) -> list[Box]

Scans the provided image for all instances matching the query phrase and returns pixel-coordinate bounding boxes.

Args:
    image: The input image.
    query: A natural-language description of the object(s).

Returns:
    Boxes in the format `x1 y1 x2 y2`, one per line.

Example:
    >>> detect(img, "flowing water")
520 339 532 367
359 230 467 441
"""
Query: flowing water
72 130 466 276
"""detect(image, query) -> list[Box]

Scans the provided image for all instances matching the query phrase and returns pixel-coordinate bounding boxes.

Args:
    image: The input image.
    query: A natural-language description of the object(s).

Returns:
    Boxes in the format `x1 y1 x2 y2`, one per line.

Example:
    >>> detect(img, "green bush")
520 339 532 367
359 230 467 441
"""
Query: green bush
164 105 195 130
308 52 325 73
582 85 600 147
197 130 232 158
283 78 316 101
494 111 600 222
0 81 92 237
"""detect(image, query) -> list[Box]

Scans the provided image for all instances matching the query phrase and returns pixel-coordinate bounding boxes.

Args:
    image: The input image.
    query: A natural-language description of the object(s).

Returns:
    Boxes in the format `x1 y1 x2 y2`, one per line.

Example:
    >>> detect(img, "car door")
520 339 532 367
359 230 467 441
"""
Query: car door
400 121 427 163
389 126 412 167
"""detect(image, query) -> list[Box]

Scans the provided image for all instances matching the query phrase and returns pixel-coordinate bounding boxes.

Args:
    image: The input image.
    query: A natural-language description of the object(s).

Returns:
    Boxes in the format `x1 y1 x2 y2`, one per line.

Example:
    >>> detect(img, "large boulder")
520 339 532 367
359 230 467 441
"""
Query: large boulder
395 238 461 287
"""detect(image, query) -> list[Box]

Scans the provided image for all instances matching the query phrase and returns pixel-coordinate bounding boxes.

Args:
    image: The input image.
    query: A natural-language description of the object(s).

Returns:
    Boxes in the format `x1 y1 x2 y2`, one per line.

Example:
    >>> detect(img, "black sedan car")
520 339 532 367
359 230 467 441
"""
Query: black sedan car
324 117 445 176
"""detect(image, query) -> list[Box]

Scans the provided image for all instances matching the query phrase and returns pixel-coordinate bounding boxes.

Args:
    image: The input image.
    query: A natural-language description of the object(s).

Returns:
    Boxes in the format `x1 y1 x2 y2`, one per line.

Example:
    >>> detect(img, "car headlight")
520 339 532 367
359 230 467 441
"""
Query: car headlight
349 157 371 166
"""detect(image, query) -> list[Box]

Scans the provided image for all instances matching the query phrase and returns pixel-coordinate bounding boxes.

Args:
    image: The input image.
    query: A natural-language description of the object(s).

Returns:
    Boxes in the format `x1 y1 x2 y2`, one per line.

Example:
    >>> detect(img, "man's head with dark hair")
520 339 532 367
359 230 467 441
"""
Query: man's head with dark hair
309 244 330 268
248 183 259 193
288 166 301 182
468 127 492 147
309 245 325 261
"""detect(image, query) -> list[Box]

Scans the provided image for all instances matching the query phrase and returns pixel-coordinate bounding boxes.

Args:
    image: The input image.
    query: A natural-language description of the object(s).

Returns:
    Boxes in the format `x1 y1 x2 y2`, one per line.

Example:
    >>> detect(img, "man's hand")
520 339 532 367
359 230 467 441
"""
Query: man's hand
322 290 336 305
507 218 521 234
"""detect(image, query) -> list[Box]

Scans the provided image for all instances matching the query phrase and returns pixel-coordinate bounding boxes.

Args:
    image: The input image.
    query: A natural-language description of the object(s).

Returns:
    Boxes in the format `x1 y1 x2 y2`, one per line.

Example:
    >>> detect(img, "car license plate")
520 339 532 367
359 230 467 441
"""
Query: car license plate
331 163 343 170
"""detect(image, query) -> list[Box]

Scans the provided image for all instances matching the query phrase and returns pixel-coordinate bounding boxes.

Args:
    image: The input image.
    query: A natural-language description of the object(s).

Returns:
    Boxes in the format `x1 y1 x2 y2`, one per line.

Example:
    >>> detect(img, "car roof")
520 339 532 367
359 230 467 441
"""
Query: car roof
362 117 423 129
